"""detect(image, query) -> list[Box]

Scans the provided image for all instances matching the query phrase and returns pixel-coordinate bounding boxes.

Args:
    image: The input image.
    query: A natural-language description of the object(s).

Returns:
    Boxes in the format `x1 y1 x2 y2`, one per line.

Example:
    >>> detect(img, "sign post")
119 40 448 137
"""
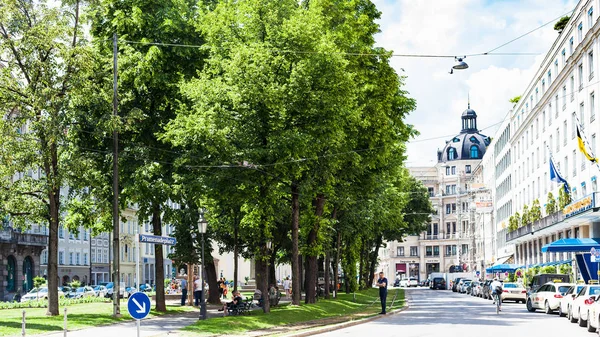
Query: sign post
128 292 151 337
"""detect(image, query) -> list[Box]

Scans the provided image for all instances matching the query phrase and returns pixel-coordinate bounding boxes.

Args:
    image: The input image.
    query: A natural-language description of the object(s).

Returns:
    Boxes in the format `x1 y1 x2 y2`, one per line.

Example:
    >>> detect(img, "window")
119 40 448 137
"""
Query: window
91 249 96 263
556 128 560 152
582 152 587 171
542 111 546 131
461 244 469 255
590 52 595 80
448 147 457 160
571 75 575 101
84 253 88 265
451 166 456 174
589 7 594 28
426 246 433 257
433 246 440 256
593 134 597 158
427 187 434 197
410 246 418 257
445 166 450 175
563 120 568 145
573 150 577 177
555 60 559 76
59 227 64 239
536 118 539 138
543 141 547 163
542 79 546 93
76 252 80 265
544 172 548 194
562 49 566 65
59 251 64 265
470 145 479 159
565 155 569 179
548 70 552 84
549 104 553 125
579 64 584 89
446 204 451 214
397 247 404 257
536 88 539 103
578 22 583 42
572 112 577 138
452 203 456 213
69 252 73 265
41 250 48 265
445 245 457 256
465 165 471 173
581 103 586 129
570 36 574 55
593 177 598 192
592 92 596 122
83 229 88 241
555 95 559 116
563 86 567 109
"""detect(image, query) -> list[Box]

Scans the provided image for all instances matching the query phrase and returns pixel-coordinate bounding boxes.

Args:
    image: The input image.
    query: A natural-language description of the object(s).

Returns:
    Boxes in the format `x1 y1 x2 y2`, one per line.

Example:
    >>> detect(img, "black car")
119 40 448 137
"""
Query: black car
431 277 446 290
452 278 463 292
393 279 401 287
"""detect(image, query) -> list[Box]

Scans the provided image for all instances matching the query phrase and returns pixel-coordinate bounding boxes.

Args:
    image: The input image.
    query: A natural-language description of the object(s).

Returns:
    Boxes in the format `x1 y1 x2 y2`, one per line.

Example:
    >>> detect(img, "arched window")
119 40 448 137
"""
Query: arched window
7 256 16 292
23 257 33 292
448 147 457 160
470 145 480 159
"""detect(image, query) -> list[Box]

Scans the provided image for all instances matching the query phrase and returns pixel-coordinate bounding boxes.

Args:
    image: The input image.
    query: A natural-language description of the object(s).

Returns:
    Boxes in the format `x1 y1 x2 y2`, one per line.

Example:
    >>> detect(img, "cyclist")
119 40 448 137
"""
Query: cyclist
490 277 503 311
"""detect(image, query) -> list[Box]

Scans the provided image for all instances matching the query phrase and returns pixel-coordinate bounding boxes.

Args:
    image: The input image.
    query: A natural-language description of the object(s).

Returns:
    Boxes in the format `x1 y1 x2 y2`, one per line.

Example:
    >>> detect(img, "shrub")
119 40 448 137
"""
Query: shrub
546 192 557 214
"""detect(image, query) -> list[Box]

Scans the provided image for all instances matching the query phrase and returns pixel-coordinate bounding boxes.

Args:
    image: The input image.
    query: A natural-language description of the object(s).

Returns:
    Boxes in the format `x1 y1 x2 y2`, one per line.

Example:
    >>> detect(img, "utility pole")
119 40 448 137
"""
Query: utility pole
112 32 121 318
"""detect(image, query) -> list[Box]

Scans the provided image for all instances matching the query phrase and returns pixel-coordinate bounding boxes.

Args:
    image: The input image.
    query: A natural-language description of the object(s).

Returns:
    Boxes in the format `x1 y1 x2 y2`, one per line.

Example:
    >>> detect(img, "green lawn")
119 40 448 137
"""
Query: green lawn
184 288 405 336
0 302 197 336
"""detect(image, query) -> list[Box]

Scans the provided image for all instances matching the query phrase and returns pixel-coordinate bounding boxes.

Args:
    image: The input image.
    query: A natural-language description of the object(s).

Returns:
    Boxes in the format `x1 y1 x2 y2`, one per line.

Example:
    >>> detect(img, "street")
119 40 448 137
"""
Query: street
314 288 594 337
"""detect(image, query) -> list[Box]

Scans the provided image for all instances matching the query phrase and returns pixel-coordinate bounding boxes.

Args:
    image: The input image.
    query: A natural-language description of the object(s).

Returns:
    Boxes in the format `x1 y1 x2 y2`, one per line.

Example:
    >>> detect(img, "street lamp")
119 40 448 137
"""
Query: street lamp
197 214 208 320
449 56 469 74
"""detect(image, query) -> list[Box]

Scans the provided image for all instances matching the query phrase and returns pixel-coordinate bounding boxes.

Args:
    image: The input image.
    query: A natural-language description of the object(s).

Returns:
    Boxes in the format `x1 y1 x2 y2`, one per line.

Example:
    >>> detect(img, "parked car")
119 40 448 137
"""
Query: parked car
139 283 152 292
93 285 108 297
470 281 482 296
452 278 464 292
104 282 126 298
21 287 65 302
586 294 600 332
393 279 401 287
398 278 409 287
559 284 586 317
70 286 96 299
501 282 526 303
567 284 600 327
528 273 571 293
408 277 419 287
526 282 573 313
459 280 472 294
430 277 446 290
125 287 137 297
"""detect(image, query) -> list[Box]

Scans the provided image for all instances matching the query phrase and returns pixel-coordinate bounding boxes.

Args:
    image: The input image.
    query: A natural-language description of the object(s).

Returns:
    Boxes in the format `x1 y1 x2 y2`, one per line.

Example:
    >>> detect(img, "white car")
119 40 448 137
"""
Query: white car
21 287 65 302
408 277 418 287
399 279 409 287
560 284 585 317
70 286 96 299
567 284 600 327
501 282 527 303
93 285 107 297
526 282 573 313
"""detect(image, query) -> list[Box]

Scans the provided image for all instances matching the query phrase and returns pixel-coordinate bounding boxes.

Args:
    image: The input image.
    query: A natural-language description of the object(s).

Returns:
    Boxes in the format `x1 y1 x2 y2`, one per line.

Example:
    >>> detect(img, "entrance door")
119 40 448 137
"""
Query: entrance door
23 257 33 292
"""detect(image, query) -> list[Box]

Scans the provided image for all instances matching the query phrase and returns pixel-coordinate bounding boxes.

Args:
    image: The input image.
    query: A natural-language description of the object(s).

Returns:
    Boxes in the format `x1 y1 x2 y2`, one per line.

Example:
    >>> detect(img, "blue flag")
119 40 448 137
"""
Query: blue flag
549 158 570 194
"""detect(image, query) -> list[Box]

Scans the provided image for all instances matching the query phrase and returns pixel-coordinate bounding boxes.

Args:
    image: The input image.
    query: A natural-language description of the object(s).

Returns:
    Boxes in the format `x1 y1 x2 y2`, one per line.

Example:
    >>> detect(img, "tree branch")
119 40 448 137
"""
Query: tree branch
0 23 31 85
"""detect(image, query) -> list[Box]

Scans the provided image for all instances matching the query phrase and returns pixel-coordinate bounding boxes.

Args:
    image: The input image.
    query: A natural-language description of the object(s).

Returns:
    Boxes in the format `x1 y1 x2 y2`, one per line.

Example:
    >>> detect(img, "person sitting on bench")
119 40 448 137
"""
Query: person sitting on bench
221 290 243 316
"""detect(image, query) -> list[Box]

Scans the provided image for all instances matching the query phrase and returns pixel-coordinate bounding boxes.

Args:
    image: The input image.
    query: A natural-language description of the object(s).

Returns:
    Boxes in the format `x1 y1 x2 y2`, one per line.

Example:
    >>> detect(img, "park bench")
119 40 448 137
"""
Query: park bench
227 298 254 316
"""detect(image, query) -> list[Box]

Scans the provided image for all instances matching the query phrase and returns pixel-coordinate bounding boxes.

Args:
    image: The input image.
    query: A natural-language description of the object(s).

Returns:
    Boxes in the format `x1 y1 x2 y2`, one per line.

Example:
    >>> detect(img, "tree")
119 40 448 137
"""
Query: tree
530 199 542 222
513 211 521 228
0 0 91 316
558 186 572 209
508 215 519 232
546 192 558 214
521 205 531 226
554 16 570 32
509 96 521 105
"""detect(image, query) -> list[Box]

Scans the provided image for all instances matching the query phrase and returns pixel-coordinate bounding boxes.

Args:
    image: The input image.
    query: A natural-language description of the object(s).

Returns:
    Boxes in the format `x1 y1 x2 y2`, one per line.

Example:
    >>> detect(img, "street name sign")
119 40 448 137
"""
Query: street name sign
139 234 177 246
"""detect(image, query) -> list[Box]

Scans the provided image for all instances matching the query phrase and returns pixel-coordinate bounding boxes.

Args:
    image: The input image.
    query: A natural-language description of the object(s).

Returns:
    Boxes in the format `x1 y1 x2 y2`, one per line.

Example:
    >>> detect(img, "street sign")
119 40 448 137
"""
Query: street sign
139 234 177 246
127 292 151 320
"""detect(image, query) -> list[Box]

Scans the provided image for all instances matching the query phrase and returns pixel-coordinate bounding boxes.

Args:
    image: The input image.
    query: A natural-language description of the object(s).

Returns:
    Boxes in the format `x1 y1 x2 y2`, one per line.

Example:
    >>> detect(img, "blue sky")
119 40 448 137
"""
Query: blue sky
371 0 576 166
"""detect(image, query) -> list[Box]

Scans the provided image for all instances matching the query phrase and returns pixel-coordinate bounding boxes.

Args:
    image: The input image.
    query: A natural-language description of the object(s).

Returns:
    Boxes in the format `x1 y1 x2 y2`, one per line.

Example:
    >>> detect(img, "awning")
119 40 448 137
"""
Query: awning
541 238 600 253
485 264 523 273
493 255 513 266
527 259 572 268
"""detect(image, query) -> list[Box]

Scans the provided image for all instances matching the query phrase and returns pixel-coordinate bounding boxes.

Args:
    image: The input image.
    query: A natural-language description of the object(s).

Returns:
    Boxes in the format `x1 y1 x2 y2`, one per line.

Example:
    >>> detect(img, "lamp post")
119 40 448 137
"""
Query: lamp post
197 214 208 320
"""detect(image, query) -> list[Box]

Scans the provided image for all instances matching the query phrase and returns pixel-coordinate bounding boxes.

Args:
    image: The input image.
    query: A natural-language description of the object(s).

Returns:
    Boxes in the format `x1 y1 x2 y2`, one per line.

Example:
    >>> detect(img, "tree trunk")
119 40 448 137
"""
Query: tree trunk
367 235 383 287
258 255 270 313
305 194 325 304
152 205 166 312
46 189 60 316
290 182 300 305
334 230 341 298
324 249 330 299
233 221 239 293
269 249 277 287
206 257 220 304
358 239 364 289
298 254 303 294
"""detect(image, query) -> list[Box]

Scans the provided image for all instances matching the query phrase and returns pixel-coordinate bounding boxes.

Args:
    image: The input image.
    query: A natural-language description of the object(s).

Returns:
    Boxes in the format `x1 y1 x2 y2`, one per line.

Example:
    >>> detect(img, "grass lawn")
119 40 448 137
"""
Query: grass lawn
184 288 405 336
0 301 197 336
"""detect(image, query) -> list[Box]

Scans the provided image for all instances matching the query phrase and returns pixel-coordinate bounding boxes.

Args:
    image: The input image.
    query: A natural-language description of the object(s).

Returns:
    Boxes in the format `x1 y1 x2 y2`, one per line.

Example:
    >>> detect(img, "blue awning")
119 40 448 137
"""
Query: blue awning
485 264 523 273
541 238 600 253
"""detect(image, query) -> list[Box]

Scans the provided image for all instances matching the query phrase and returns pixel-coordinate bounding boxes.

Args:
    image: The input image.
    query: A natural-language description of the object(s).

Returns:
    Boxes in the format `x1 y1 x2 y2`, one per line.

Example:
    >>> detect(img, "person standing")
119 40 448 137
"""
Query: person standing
376 271 388 315
194 276 202 306
283 277 291 299
180 278 188 306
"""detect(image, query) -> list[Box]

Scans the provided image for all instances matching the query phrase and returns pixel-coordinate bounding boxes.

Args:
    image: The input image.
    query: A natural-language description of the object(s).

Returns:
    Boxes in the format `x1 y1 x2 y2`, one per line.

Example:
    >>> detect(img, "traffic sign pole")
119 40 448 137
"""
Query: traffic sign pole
136 228 140 337
128 292 151 337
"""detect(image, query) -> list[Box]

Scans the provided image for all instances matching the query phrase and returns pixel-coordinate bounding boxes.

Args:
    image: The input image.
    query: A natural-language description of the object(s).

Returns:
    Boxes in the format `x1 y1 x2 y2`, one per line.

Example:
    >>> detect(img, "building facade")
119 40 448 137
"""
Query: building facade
383 106 491 281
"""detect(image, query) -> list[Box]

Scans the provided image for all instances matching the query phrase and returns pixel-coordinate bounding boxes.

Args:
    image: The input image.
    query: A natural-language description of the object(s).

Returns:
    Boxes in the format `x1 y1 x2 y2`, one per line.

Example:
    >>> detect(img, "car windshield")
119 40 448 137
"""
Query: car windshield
77 288 85 293
503 283 518 288
590 286 600 295
558 286 571 294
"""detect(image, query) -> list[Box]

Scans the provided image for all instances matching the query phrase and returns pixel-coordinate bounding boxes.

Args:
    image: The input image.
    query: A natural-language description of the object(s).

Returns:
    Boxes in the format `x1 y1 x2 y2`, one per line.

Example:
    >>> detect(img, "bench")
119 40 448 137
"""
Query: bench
227 298 254 316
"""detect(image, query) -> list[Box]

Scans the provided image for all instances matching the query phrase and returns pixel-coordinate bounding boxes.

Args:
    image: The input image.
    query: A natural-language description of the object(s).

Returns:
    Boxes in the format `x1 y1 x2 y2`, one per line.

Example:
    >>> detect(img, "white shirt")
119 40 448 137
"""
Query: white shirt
194 279 202 292
283 279 291 289
490 281 503 293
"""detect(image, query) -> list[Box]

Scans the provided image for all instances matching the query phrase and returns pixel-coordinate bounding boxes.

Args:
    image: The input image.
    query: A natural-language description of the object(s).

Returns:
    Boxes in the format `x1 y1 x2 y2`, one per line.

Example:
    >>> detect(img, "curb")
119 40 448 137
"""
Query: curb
278 305 410 337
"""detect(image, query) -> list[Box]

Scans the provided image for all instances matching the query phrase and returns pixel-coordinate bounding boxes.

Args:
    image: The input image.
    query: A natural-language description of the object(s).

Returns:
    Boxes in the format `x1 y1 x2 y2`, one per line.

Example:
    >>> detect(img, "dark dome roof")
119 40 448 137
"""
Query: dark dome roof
437 104 490 162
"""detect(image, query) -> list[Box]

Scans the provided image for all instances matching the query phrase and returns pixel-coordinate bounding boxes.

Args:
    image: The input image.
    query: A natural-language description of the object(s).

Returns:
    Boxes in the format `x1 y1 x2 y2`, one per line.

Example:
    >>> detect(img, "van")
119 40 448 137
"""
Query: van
528 274 571 293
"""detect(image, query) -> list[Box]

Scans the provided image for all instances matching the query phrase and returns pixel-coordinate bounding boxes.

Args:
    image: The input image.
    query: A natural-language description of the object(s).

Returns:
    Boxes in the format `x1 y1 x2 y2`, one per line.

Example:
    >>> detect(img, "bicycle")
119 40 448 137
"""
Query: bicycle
493 292 501 314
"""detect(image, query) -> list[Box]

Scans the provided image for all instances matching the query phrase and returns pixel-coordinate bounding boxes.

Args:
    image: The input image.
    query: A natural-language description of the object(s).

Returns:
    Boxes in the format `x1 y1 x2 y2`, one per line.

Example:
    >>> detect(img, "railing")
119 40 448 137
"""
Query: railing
0 229 48 246
421 233 464 240
505 211 565 242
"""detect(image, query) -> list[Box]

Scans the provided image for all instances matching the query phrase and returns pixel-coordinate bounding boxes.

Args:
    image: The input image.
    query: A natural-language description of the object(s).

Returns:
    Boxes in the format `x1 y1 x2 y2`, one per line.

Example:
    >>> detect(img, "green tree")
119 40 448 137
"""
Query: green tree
558 186 572 209
530 199 542 222
521 205 531 226
0 0 91 316
546 192 558 214
509 95 521 105
554 16 570 32
70 280 81 289
508 215 519 232
513 211 521 228
33 276 47 289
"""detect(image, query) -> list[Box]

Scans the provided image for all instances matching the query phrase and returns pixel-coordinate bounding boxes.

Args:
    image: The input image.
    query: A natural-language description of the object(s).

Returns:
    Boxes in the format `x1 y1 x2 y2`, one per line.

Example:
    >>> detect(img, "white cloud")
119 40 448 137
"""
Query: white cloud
372 0 575 166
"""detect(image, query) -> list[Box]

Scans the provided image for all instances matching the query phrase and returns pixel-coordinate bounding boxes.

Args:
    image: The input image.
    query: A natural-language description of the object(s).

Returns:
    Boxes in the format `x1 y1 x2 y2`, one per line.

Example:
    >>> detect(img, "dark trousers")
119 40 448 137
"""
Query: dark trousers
380 290 387 313
194 291 201 306
181 288 187 306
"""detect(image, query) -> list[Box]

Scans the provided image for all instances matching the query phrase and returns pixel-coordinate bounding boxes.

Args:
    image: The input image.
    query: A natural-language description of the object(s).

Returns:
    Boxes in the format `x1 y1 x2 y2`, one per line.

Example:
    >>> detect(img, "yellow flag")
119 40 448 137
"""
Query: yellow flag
577 125 598 163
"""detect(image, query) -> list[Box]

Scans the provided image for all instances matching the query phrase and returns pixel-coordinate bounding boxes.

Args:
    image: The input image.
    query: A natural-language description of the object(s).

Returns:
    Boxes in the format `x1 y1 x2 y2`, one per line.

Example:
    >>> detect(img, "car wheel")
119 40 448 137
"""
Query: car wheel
570 307 577 323
545 301 553 314
558 305 564 317
526 299 536 312
579 309 587 327
588 312 596 332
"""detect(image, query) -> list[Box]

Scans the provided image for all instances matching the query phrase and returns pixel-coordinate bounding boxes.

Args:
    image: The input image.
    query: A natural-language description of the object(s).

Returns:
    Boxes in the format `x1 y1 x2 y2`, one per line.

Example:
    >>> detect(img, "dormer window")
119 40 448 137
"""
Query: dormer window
448 147 457 160
452 137 460 142
470 145 480 159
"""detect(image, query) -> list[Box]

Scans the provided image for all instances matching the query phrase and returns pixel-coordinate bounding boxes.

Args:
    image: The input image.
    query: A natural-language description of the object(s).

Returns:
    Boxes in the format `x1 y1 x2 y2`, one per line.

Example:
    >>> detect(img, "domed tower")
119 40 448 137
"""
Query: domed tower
437 104 491 162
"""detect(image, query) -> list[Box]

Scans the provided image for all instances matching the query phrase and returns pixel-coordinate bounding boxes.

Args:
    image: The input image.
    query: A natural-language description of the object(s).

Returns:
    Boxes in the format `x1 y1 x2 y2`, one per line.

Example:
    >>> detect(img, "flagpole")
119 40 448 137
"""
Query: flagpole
574 115 600 173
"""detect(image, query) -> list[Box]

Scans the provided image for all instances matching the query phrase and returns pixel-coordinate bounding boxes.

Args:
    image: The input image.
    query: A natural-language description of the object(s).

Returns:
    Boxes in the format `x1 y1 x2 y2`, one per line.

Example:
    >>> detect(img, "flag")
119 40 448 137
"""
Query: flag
549 158 570 194
577 125 598 163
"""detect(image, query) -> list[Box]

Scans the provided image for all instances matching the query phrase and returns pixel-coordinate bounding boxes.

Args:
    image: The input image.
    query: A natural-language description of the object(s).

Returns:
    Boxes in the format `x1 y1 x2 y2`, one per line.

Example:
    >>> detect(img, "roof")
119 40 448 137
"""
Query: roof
541 238 600 253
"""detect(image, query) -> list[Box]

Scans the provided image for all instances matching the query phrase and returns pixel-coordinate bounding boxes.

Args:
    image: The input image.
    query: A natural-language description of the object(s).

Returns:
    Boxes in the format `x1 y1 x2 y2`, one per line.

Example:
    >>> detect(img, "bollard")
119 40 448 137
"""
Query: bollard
22 310 25 337
63 308 67 337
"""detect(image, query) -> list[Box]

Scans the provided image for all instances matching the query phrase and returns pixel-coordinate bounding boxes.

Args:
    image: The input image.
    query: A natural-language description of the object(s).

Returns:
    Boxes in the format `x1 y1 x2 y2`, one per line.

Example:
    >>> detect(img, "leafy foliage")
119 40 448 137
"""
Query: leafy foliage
530 199 542 222
554 16 570 32
546 192 558 214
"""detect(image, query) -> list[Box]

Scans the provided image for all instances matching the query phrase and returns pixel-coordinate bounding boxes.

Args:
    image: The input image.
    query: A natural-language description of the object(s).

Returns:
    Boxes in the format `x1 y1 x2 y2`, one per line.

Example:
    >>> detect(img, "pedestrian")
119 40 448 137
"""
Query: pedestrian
283 277 291 299
194 276 202 306
376 271 388 315
180 277 188 306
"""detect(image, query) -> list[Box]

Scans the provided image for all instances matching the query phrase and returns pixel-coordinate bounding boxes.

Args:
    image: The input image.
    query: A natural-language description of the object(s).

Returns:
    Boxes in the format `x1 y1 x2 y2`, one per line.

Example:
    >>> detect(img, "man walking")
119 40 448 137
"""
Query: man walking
194 276 202 306
180 277 188 306
376 271 388 315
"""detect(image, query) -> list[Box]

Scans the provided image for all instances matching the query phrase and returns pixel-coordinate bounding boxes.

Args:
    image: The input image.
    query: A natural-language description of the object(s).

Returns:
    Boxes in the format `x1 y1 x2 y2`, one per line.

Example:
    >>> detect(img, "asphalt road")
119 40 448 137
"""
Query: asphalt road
314 287 596 337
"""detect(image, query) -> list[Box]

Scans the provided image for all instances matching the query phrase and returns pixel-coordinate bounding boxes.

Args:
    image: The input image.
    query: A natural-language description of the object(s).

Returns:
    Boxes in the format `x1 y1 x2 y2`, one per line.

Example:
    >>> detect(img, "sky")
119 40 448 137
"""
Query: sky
371 0 577 167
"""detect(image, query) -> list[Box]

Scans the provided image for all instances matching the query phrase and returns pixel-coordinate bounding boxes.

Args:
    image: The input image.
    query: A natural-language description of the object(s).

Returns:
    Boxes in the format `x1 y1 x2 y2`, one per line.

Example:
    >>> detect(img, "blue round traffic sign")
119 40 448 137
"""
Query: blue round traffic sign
127 292 151 320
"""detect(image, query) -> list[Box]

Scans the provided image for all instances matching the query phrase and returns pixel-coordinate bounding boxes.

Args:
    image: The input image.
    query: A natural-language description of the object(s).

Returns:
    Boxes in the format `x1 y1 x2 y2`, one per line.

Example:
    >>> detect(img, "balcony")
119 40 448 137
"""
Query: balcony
505 211 565 242
0 228 48 247
421 233 463 240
